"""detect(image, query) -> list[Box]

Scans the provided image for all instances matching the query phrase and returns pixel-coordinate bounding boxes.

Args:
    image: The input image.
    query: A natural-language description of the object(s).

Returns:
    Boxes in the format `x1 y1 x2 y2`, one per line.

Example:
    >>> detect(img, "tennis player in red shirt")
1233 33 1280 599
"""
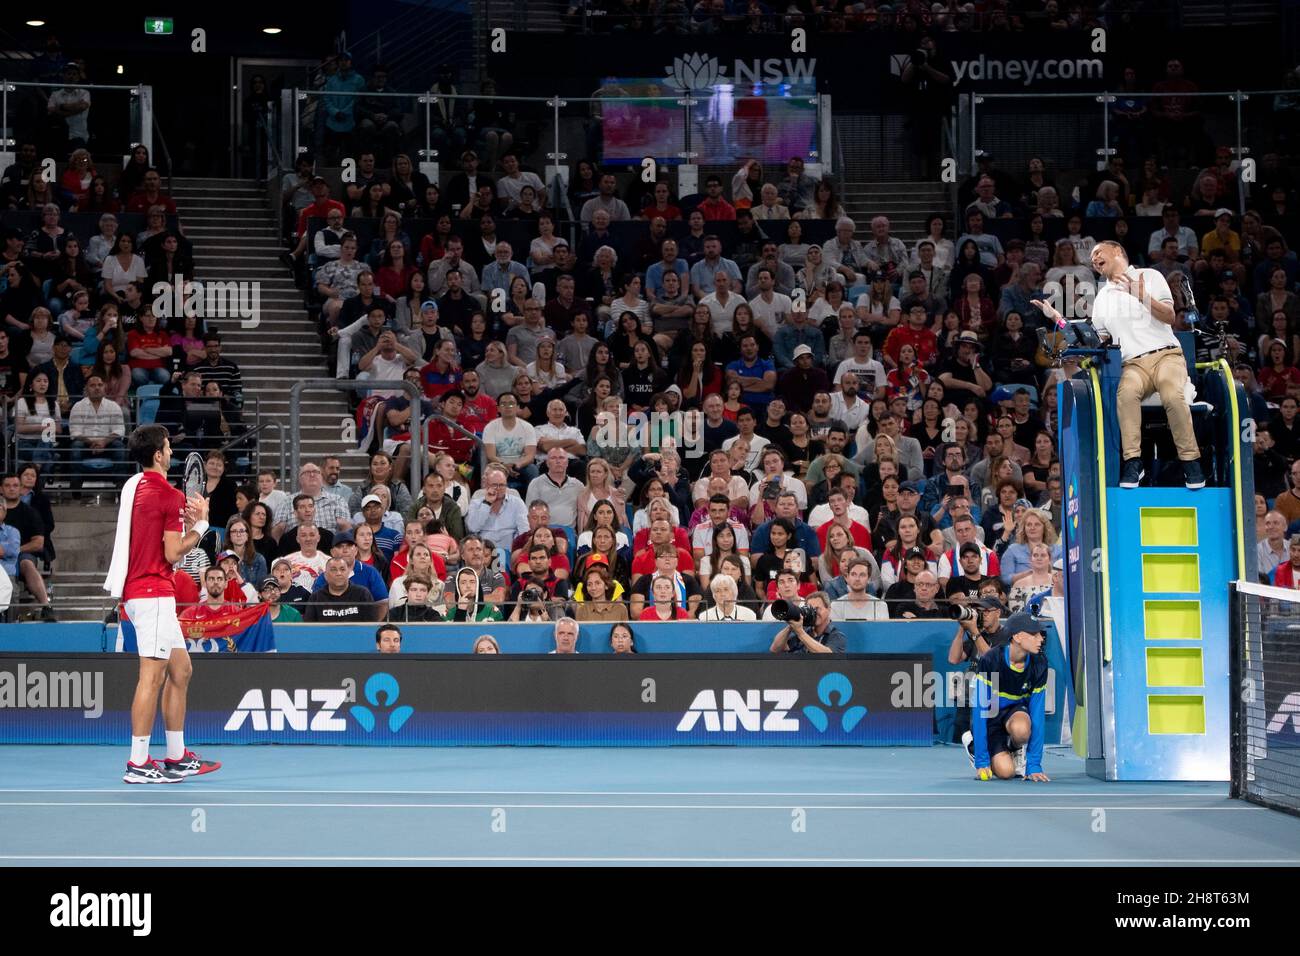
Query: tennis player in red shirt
105 425 222 783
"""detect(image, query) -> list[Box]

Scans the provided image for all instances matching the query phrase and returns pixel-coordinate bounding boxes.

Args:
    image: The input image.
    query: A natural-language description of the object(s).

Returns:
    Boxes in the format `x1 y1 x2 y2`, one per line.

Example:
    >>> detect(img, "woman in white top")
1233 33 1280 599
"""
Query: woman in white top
796 178 846 221
1007 542 1055 614
100 233 147 302
575 463 629 534
1135 186 1165 217
855 274 901 326
389 542 443 607
779 219 810 268
610 275 650 332
910 214 954 270
576 508 632 568
431 452 472 512
85 213 118 270
525 338 569 390
632 493 680 537
14 369 62 467
528 213 562 276
807 282 849 327
1045 239 1094 291
23 308 57 368
697 572 757 621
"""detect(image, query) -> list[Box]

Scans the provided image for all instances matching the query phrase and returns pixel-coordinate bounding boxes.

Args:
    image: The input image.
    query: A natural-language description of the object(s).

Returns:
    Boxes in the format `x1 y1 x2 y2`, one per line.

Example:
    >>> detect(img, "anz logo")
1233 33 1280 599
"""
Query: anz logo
350 673 414 733
225 688 348 732
224 673 413 734
676 672 867 734
802 672 867 733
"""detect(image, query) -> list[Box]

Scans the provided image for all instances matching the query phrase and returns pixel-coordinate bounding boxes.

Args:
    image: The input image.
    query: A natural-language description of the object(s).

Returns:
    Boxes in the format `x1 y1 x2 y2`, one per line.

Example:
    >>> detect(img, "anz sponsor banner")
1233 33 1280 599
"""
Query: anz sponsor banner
0 654 930 747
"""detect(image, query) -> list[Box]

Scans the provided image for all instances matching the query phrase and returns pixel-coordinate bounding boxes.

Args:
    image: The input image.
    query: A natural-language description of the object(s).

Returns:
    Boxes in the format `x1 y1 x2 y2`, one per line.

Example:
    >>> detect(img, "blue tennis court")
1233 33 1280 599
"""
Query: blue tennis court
2 745 1297 866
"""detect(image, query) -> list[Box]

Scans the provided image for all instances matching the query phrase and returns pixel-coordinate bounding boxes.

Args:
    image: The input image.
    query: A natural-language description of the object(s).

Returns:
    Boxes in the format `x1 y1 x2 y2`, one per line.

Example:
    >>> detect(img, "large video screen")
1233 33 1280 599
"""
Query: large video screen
597 79 818 166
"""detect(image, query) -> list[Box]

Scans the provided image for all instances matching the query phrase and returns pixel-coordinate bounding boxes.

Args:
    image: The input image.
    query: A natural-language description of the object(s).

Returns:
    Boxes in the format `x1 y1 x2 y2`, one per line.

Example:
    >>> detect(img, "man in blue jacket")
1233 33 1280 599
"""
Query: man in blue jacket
964 611 1051 782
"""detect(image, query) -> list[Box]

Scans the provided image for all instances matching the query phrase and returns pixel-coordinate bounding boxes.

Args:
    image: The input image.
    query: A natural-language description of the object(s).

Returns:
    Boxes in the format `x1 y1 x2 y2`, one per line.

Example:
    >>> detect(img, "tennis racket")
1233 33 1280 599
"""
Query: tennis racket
183 452 205 501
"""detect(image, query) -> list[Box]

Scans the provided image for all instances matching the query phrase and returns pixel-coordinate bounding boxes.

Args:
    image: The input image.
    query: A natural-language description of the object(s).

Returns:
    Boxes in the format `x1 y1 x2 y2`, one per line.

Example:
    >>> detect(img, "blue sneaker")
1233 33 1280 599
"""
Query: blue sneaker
1119 458 1145 488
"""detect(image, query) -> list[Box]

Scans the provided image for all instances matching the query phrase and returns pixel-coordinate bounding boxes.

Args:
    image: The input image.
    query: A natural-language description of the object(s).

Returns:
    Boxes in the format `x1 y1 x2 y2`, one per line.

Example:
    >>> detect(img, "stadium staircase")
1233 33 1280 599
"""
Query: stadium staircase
839 180 950 244
43 178 365 622
173 176 360 485
1179 0 1278 27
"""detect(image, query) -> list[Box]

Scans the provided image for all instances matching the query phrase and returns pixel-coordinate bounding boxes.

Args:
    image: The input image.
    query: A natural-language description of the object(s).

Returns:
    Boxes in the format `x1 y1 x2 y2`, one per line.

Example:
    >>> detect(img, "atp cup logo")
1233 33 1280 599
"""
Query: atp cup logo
667 52 725 91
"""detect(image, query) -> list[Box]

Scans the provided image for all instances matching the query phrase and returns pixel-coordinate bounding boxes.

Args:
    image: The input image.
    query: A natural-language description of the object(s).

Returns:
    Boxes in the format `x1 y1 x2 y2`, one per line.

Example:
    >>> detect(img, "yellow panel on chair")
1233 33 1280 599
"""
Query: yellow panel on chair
1146 648 1204 687
1139 507 1198 547
1148 695 1206 734
1144 600 1202 641
1141 554 1199 593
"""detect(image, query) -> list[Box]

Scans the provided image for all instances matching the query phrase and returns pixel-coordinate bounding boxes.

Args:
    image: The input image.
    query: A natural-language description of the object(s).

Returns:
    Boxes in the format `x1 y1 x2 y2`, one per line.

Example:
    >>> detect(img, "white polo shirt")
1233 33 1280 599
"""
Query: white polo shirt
1090 266 1177 362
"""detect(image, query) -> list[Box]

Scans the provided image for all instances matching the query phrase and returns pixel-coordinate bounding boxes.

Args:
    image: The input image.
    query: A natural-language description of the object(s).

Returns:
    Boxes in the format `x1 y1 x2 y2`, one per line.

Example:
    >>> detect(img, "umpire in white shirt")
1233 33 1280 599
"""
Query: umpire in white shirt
1034 240 1204 490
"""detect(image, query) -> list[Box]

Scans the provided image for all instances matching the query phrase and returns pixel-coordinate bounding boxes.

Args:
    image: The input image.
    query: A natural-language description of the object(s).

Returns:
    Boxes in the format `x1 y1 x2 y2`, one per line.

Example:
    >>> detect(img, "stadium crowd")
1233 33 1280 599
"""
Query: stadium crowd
1 32 1298 626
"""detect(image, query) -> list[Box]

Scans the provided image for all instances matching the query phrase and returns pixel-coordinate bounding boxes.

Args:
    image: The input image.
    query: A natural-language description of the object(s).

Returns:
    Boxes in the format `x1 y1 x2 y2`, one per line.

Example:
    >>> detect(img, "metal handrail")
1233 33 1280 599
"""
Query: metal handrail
974 88 1299 99
427 412 482 450
151 111 174 192
213 419 287 490
295 88 816 104
0 79 151 91
288 379 425 499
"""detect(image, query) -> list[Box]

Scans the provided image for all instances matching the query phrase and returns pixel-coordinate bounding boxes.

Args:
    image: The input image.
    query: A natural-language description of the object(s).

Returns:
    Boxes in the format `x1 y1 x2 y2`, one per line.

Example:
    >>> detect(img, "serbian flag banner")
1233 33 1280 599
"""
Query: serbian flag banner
116 602 278 653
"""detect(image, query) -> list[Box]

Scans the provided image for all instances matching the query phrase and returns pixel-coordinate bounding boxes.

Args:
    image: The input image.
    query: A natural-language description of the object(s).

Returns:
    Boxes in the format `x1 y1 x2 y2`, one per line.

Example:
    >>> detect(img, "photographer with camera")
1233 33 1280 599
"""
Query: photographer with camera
947 595 1010 666
507 542 573 621
947 595 1009 744
768 591 845 655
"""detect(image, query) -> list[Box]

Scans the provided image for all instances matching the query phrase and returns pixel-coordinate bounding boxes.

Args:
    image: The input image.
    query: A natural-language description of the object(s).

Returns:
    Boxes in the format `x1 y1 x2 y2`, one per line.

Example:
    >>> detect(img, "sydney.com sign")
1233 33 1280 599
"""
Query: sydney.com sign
0 655 930 747
890 52 1103 87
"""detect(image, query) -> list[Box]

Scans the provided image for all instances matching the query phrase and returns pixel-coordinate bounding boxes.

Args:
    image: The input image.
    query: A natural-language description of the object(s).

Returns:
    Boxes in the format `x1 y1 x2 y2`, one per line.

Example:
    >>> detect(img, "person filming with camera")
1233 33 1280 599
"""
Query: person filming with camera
947 595 1011 745
768 591 846 655
947 595 1010 665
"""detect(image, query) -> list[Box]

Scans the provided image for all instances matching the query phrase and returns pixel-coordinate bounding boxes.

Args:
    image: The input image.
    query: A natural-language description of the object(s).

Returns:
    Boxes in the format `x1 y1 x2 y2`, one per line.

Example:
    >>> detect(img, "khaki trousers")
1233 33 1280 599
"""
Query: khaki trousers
1116 347 1199 462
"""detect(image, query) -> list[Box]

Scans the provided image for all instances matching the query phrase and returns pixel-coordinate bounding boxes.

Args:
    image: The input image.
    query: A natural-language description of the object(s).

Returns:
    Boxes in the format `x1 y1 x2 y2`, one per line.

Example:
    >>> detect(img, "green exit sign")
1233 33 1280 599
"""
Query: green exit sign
144 17 174 35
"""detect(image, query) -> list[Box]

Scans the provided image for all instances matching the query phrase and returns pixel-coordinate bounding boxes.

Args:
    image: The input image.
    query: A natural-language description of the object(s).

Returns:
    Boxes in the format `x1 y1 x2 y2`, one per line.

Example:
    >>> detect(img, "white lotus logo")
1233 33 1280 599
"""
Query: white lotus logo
667 52 724 91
